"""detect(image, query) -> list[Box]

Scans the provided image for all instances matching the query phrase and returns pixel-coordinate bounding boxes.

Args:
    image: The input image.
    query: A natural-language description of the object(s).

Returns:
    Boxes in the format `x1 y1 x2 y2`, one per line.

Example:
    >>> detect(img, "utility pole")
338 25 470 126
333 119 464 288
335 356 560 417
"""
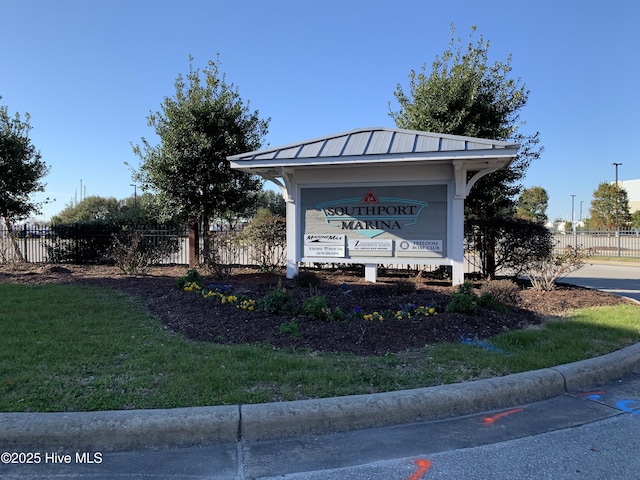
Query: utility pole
612 162 622 256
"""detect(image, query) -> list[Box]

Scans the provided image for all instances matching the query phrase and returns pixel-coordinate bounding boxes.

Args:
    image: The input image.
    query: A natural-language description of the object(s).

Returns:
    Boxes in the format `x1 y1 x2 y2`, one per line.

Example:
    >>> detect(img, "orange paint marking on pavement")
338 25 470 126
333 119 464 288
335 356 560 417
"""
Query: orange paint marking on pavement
408 458 432 480
575 390 605 397
483 407 525 426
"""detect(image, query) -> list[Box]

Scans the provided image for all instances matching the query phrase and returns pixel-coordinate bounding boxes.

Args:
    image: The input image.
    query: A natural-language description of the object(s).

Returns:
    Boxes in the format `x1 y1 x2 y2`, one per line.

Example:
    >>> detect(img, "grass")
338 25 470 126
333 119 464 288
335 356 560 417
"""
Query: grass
1 283 639 412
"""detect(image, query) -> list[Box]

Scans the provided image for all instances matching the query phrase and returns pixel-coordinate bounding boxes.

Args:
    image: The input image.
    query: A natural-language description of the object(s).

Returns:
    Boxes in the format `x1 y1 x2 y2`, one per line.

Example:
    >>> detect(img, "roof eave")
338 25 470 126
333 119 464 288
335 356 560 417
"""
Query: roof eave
229 146 520 172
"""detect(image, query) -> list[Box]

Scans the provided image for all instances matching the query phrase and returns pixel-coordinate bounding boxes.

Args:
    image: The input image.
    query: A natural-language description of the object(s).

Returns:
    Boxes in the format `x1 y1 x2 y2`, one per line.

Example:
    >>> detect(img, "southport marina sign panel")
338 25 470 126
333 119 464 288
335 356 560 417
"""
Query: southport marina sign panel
301 185 447 259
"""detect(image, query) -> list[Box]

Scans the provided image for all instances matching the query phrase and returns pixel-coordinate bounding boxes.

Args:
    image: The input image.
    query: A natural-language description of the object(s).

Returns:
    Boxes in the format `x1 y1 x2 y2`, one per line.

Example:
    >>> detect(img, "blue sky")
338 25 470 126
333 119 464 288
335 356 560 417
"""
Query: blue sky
3 0 639 223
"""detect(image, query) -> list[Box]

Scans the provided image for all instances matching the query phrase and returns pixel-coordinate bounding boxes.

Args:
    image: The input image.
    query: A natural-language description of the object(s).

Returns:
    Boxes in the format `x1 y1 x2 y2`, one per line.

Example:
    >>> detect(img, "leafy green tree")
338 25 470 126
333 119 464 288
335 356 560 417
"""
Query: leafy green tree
631 210 640 229
51 193 177 226
254 189 286 217
52 196 121 223
1 100 50 260
131 56 269 234
0 102 50 222
590 182 631 230
390 25 542 278
516 186 548 224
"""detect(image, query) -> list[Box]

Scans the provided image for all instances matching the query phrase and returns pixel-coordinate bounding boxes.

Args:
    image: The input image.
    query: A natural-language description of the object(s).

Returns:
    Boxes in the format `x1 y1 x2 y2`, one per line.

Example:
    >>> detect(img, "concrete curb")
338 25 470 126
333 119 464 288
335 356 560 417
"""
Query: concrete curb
2 342 639 451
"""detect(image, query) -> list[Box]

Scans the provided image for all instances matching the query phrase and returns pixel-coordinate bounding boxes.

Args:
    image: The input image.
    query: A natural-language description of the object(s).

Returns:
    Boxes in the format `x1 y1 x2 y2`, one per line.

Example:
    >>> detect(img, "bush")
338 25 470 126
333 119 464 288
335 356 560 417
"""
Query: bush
446 289 478 314
279 320 301 337
201 230 243 280
391 280 416 295
294 271 321 288
523 245 594 291
46 222 119 264
302 295 343 321
111 229 179 275
176 268 204 288
477 292 508 313
446 281 513 314
242 208 286 272
257 284 293 314
479 279 521 307
465 217 553 278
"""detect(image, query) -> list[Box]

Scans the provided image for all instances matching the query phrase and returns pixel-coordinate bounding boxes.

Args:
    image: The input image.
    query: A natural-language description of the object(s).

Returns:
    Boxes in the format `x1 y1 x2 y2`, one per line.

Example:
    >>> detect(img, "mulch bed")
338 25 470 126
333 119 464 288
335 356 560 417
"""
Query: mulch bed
0 264 632 356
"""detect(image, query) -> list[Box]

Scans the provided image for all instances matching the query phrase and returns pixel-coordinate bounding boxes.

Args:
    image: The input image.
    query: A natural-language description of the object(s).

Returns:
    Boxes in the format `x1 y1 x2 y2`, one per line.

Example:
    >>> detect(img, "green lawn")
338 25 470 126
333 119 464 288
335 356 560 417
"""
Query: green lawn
1 283 639 412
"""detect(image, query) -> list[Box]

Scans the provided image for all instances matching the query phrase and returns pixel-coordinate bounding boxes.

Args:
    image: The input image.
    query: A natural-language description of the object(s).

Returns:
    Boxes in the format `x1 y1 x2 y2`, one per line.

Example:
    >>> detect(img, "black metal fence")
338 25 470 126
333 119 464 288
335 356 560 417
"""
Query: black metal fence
2 225 639 266
0 224 283 266
0 224 190 264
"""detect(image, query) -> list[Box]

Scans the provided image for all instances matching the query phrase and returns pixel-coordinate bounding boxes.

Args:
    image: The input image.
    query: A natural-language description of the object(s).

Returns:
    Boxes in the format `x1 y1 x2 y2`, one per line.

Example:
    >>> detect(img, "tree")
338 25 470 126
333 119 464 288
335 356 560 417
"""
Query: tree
390 25 542 277
631 210 640 229
52 196 121 223
590 182 631 230
254 189 286 217
51 193 173 225
132 56 269 236
516 186 548 224
0 100 50 260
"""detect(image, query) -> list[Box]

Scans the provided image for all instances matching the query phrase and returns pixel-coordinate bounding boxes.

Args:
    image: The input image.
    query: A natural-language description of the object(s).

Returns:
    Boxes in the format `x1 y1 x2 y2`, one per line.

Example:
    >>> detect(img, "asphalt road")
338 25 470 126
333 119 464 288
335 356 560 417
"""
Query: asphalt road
563 262 640 302
2 261 639 479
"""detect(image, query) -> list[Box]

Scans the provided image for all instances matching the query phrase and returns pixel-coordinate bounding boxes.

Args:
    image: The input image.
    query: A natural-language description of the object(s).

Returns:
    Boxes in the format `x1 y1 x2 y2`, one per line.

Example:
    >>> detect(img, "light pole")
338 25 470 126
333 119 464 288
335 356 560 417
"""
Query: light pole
571 194 575 233
612 162 622 256
580 201 583 222
571 194 577 246
130 184 138 214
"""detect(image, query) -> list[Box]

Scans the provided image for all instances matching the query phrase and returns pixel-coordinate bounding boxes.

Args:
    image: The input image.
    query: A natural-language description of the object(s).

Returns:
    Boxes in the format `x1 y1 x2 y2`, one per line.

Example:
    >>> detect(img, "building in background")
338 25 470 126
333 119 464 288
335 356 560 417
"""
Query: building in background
620 179 640 214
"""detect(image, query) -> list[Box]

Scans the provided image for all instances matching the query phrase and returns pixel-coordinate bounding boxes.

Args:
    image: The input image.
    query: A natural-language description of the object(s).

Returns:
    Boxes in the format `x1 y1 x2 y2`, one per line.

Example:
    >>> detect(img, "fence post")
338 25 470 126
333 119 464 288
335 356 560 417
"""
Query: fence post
22 224 28 262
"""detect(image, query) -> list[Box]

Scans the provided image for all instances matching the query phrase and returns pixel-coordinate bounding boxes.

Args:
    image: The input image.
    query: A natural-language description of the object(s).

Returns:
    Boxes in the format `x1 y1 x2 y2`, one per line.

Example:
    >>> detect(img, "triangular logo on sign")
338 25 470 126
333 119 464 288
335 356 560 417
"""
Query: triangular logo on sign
362 190 379 204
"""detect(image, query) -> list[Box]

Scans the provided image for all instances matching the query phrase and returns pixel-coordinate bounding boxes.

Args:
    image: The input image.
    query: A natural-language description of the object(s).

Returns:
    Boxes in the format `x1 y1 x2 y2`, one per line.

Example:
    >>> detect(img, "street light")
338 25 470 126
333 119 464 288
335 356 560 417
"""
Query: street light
571 194 576 234
612 162 622 256
130 184 138 214
580 200 583 222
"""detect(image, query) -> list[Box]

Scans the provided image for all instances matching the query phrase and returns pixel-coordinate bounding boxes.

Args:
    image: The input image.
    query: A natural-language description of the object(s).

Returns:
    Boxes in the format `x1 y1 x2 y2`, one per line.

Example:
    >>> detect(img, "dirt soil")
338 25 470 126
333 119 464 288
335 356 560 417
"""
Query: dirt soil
0 264 632 356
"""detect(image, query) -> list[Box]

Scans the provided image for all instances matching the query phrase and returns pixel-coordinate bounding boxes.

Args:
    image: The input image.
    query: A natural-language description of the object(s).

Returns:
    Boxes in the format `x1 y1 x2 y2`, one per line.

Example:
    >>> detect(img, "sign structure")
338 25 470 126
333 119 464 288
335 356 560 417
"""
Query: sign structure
228 127 521 284
301 185 447 260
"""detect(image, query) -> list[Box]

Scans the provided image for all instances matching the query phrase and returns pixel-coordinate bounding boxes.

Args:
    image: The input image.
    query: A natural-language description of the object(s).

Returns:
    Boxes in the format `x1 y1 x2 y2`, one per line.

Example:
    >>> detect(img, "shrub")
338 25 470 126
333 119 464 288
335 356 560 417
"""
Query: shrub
201 230 243 280
111 229 179 275
279 320 301 337
294 271 321 288
257 284 293 314
446 291 478 314
392 280 416 295
241 208 286 272
302 295 331 321
302 295 343 321
477 292 508 313
479 279 521 307
46 222 119 264
523 245 594 291
445 282 478 314
465 217 553 278
176 268 204 289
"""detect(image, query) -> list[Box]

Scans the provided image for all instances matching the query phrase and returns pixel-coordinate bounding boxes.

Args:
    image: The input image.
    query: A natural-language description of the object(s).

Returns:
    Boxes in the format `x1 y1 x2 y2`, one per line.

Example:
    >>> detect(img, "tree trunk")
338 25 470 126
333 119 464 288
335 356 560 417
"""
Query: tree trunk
485 228 497 279
188 217 199 267
3 218 26 262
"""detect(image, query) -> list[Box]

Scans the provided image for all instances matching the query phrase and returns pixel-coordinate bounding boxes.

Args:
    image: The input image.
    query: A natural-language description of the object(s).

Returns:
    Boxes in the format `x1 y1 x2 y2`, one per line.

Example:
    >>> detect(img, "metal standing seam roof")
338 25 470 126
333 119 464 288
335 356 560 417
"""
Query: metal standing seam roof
227 127 520 165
